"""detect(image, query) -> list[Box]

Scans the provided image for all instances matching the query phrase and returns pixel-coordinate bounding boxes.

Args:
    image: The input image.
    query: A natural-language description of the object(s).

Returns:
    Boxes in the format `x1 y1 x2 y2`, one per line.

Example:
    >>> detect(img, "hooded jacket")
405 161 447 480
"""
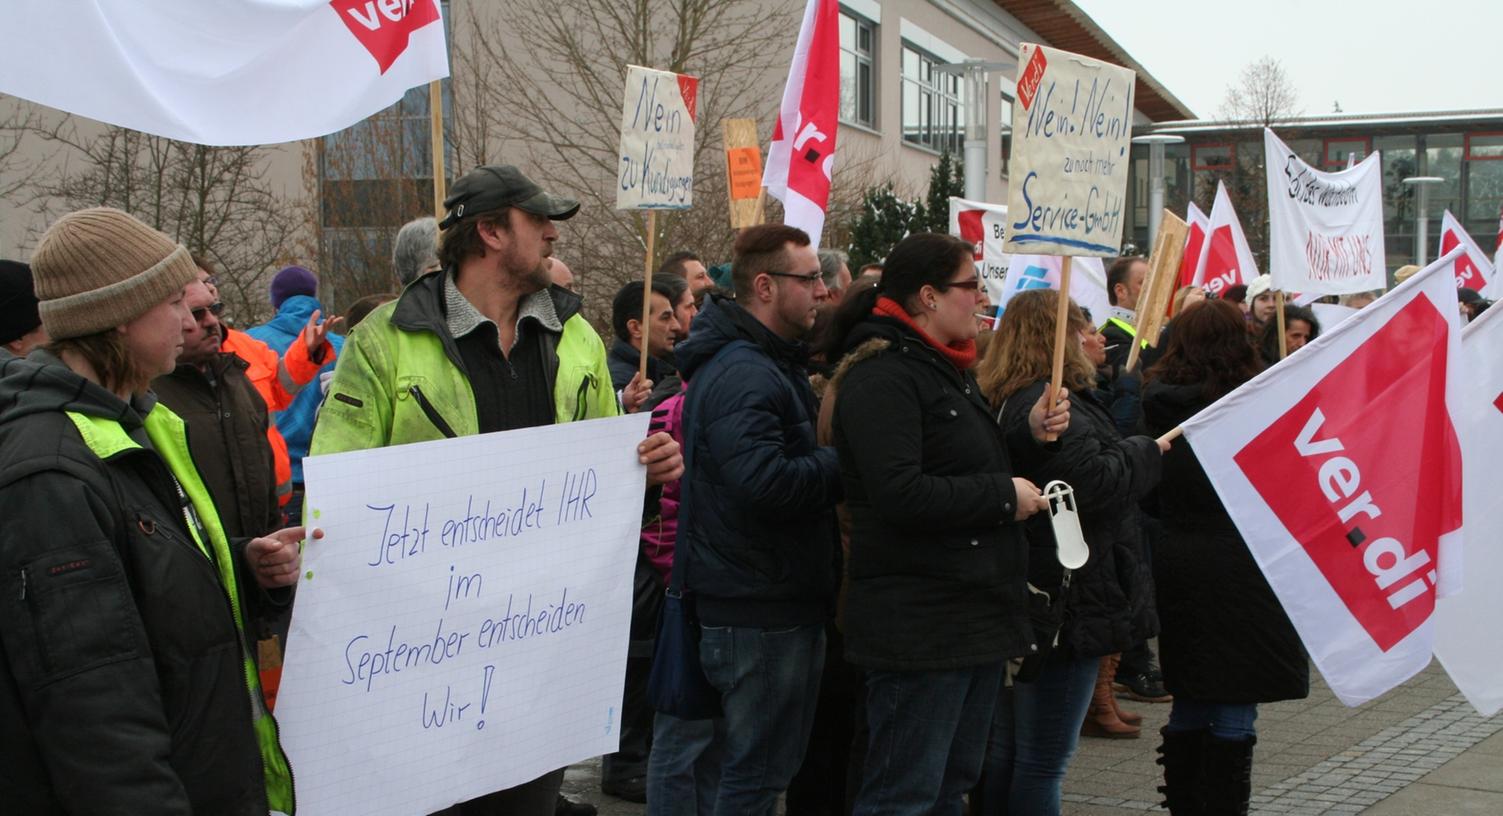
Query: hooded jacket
245 294 342 483
674 295 842 627
0 351 292 815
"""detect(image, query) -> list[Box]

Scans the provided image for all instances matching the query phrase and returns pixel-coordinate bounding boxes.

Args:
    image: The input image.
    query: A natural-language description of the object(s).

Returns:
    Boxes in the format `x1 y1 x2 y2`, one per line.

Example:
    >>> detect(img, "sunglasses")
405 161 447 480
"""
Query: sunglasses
941 278 982 291
192 302 225 322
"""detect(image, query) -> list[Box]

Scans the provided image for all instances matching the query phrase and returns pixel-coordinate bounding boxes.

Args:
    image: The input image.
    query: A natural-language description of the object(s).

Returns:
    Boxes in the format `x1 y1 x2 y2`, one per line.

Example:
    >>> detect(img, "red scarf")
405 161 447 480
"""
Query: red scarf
873 296 978 370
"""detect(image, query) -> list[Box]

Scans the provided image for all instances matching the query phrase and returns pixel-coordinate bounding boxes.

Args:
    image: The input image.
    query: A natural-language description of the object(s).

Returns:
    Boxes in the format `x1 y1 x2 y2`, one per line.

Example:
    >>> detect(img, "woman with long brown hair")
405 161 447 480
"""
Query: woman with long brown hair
1143 299 1308 815
974 289 1165 815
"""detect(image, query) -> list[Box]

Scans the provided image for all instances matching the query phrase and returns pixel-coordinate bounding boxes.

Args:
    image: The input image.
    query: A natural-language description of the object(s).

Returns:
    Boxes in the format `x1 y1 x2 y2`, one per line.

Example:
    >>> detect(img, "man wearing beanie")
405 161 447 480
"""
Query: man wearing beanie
246 264 342 514
0 207 307 814
312 165 683 816
0 260 47 357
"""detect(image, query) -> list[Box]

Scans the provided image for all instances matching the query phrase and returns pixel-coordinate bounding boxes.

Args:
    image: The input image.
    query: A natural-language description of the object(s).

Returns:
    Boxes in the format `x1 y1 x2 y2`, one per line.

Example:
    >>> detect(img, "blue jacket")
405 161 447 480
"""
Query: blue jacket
675 295 842 627
246 295 344 483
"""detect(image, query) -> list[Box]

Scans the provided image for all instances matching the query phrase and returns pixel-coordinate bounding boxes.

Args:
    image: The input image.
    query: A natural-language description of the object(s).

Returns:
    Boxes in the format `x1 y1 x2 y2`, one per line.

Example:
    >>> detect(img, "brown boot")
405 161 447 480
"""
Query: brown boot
1081 654 1141 739
1105 654 1143 726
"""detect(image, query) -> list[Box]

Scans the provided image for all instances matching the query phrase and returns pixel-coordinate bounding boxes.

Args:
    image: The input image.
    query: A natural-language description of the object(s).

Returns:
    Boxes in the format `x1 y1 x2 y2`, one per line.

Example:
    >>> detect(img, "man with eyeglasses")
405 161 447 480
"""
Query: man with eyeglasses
672 224 843 813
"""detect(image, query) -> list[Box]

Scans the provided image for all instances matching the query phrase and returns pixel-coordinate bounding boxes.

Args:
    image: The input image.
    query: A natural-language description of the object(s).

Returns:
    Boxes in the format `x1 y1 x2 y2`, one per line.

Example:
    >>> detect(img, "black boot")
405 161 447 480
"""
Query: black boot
1156 727 1207 815
1200 735 1255 816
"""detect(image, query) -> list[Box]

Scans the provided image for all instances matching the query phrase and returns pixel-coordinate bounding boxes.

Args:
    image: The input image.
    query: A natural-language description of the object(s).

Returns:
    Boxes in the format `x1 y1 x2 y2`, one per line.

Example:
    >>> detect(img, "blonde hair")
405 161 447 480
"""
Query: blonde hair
976 289 1096 405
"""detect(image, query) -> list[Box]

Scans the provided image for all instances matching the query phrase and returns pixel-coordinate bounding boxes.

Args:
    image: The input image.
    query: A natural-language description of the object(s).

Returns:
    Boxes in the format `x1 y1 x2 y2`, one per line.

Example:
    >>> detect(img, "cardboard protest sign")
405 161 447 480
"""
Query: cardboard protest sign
617 65 698 210
1125 210 1188 371
1265 129 1386 295
1433 302 1503 716
1002 43 1135 257
0 0 449 146
277 414 652 815
949 197 1010 305
1439 209 1499 298
724 118 764 229
1181 249 1466 706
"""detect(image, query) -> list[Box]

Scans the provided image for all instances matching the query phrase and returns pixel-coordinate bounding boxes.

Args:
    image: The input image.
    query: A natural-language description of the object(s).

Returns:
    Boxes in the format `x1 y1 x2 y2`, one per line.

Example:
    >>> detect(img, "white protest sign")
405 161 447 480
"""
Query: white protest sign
1264 129 1386 294
996 254 1111 329
616 65 699 209
1003 43 1136 257
949 196 1010 304
276 414 652 816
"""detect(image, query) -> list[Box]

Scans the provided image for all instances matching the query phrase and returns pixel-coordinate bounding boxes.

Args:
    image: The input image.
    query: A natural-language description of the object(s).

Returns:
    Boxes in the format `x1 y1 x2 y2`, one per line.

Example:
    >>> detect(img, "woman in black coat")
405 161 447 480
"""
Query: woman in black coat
1143 299 1309 815
974 289 1164 815
831 233 1067 816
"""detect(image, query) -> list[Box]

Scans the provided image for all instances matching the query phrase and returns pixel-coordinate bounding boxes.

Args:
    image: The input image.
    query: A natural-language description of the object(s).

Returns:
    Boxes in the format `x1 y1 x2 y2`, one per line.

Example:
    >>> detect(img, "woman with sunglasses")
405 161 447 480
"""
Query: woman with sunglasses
827 233 1067 815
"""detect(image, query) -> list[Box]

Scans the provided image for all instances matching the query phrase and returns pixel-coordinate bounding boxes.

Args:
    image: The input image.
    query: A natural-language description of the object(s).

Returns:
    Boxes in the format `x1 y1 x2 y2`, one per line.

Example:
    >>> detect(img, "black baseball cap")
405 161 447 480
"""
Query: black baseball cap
0 260 42 345
439 165 580 230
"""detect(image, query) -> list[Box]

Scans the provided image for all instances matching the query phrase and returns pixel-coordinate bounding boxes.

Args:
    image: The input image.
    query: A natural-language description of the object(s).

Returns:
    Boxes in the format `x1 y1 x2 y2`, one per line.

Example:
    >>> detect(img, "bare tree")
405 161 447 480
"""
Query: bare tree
0 98 43 204
1219 56 1301 125
21 116 308 324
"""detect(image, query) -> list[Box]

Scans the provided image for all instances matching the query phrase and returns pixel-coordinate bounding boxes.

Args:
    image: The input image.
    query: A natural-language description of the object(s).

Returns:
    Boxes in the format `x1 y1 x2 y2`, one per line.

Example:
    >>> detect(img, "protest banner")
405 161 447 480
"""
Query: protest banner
1438 209 1500 298
1124 210 1188 372
1193 181 1259 298
1264 129 1386 295
949 197 1011 306
765 0 840 249
994 254 1111 330
724 118 765 229
275 414 652 815
1177 202 1210 292
616 64 699 378
1178 248 1466 706
0 0 448 147
1433 302 1503 716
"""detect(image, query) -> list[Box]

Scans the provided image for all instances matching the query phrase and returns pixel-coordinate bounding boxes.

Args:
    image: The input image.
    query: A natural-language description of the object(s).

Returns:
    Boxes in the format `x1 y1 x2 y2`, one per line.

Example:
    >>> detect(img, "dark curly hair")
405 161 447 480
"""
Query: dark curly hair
1146 299 1263 400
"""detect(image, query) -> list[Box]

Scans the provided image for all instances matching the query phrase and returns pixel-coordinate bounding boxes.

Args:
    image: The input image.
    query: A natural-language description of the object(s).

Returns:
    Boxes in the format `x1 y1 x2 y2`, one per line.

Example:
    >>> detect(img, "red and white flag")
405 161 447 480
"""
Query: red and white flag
1192 181 1260 298
1433 301 1503 716
763 0 840 249
1495 202 1503 269
1177 202 1209 291
1439 209 1499 299
0 0 448 146
1181 248 1467 706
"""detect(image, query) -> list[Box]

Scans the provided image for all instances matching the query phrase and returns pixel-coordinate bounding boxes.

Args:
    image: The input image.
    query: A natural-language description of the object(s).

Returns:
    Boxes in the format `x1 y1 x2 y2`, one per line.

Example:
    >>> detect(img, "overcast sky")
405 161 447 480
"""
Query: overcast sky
1072 0 1501 119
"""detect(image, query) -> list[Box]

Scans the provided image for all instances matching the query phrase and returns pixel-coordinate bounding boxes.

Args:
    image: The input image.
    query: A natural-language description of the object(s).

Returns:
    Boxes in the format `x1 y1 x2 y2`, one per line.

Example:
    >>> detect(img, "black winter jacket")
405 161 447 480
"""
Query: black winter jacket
607 338 675 393
834 319 1050 671
0 351 275 815
1142 381 1309 703
676 296 843 627
1000 380 1162 659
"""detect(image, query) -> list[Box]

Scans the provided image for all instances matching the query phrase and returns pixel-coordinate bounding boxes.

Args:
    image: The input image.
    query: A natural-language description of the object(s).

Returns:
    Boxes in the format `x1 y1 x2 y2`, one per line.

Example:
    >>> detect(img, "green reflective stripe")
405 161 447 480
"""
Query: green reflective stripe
64 408 294 813
1107 316 1137 338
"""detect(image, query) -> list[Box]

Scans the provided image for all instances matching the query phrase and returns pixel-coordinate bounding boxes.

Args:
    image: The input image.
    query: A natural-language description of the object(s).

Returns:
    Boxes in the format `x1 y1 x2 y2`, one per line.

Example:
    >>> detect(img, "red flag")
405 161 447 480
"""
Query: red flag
763 0 840 249
1439 209 1499 298
1193 181 1259 297
1178 201 1209 290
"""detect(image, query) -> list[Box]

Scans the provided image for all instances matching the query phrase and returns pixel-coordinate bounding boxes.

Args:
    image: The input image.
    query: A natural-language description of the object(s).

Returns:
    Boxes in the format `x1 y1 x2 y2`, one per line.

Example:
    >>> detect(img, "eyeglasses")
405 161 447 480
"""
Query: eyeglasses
192 302 225 322
766 271 824 286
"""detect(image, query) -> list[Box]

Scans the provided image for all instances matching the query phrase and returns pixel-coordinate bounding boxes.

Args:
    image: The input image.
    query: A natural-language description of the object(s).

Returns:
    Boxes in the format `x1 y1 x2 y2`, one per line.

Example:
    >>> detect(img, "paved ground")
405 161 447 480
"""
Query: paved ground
560 661 1502 815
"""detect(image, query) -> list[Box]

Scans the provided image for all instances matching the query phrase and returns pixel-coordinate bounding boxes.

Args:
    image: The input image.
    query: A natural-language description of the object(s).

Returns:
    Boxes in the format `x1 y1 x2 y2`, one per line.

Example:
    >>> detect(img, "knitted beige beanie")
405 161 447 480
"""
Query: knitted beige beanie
32 207 200 340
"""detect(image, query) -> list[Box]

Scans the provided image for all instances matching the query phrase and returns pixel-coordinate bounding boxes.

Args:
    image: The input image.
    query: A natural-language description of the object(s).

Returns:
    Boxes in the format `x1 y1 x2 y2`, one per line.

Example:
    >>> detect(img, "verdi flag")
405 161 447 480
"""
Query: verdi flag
1438 209 1499 299
1193 181 1259 298
1178 202 1209 291
1264 128 1386 295
1180 248 1467 706
1432 302 1503 716
763 0 840 249
0 0 449 146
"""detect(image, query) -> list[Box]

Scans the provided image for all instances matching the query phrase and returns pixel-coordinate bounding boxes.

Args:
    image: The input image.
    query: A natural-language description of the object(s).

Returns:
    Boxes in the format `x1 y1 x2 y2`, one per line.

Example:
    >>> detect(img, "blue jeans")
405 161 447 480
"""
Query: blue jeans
1168 699 1258 741
981 653 1098 815
646 712 723 816
852 660 1006 816
698 622 826 816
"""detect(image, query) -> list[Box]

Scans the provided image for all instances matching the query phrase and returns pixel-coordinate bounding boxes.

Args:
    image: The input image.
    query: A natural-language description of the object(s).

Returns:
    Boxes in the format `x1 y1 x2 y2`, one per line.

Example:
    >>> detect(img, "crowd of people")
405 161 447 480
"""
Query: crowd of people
0 161 1492 816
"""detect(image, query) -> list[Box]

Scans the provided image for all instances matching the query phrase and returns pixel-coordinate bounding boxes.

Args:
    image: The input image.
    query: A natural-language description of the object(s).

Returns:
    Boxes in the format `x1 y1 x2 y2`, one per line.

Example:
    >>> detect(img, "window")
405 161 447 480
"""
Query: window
900 43 964 155
838 9 875 128
1323 137 1371 169
1466 132 1503 161
1192 143 1235 171
998 91 1013 177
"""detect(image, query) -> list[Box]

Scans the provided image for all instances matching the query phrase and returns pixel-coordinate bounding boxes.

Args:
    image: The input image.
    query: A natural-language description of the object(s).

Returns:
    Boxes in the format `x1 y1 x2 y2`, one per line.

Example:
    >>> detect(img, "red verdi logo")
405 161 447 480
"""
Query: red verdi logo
330 0 440 74
1234 295 1462 652
956 209 986 260
1017 46 1048 111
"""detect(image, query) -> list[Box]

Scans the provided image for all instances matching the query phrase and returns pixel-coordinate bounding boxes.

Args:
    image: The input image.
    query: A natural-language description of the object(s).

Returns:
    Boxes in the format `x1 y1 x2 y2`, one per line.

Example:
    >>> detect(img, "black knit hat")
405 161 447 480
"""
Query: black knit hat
0 260 42 345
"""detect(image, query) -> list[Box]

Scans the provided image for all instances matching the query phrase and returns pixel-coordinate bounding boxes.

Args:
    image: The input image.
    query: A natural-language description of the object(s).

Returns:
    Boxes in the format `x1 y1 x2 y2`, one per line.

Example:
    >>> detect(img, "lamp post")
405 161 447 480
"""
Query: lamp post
934 59 1015 202
1132 134 1184 252
1402 176 1444 265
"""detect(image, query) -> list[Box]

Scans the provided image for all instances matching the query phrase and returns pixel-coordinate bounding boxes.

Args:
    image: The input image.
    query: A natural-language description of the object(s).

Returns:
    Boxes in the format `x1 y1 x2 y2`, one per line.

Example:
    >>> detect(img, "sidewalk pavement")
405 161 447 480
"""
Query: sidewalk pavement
561 661 1501 815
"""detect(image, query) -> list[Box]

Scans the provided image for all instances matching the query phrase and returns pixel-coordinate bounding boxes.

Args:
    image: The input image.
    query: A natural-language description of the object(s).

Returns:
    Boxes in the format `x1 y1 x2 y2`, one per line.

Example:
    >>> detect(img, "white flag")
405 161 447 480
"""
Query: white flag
0 0 449 146
949 197 1010 306
1264 129 1386 295
1438 209 1500 299
1180 249 1466 706
996 255 1111 329
1433 302 1503 716
1193 181 1260 298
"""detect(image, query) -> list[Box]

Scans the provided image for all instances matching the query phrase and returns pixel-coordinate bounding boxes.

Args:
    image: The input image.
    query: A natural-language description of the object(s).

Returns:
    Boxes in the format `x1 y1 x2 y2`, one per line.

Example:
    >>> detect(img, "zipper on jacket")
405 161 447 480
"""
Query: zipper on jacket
17 568 25 600
408 384 458 438
573 373 595 421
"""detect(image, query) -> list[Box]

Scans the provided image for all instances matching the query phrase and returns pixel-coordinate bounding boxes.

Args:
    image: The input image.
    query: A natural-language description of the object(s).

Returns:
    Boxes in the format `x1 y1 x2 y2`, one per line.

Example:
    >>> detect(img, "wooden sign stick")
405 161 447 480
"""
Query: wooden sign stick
1276 289 1288 360
1046 256 1074 441
639 210 658 381
429 79 446 220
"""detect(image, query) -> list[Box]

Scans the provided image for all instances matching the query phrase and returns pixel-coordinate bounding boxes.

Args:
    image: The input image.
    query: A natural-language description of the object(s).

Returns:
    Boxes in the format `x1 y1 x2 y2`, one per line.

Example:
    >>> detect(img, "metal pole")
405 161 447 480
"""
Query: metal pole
1147 143 1165 252
963 63 987 202
1403 176 1444 267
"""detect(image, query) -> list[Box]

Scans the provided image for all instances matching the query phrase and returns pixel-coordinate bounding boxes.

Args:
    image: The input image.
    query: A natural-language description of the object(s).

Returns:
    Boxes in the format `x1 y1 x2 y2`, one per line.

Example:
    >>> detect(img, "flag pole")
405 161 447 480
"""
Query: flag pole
1276 290 1288 359
639 211 658 381
429 79 446 220
1046 255 1073 441
1157 426 1183 446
